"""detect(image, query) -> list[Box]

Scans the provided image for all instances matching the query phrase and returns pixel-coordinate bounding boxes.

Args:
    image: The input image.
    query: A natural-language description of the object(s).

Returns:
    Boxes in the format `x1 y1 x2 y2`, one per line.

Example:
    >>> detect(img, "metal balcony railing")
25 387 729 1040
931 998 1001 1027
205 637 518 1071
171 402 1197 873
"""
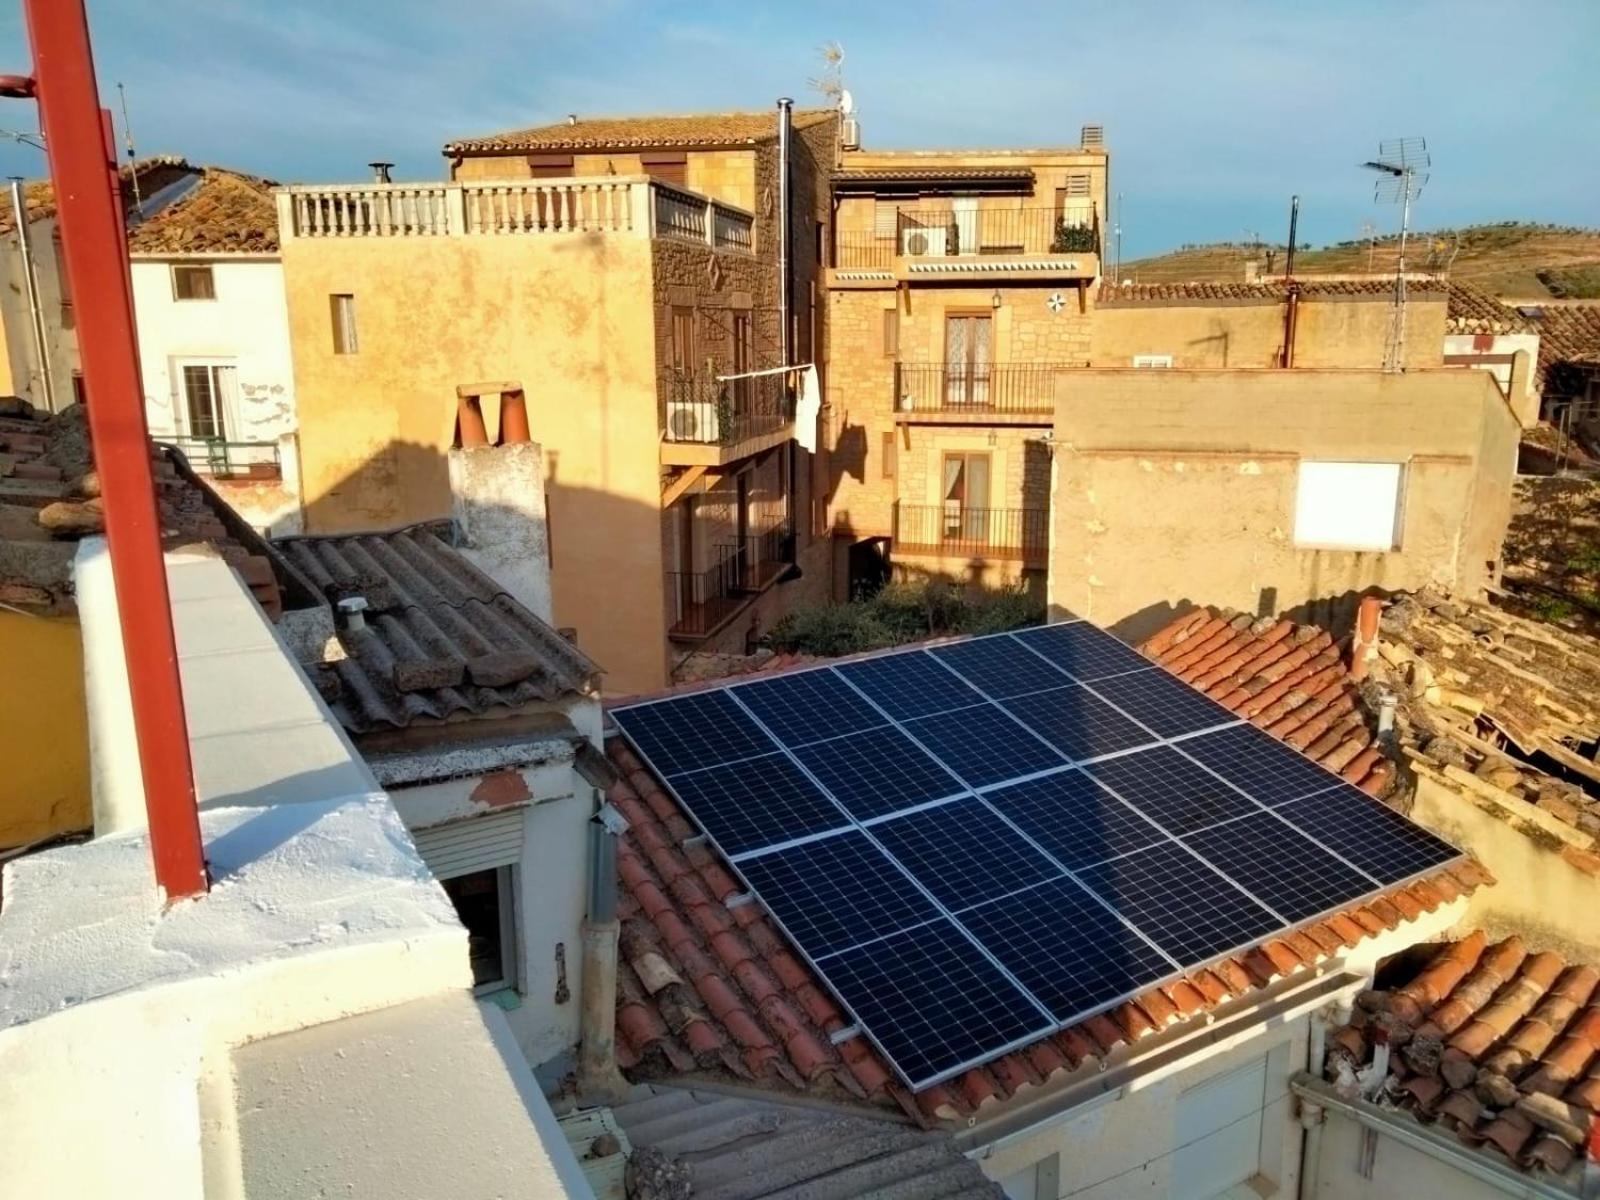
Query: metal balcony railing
896 207 1099 258
666 520 793 637
833 233 895 271
893 503 1048 567
165 436 282 480
661 370 795 448
893 362 1079 415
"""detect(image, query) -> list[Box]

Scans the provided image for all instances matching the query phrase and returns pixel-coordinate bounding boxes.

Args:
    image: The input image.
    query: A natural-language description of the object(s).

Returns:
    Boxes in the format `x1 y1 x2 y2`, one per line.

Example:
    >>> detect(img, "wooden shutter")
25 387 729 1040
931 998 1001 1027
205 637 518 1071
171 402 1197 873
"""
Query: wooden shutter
411 811 524 879
527 154 575 179
642 153 688 187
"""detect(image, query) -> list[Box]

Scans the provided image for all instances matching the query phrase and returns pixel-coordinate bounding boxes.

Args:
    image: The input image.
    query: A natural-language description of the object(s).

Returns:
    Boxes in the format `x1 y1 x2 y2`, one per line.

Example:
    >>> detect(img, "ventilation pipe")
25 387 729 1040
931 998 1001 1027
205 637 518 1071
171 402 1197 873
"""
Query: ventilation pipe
1349 594 1381 682
577 801 629 1099
1282 194 1301 368
368 161 393 184
776 97 793 369
9 178 55 412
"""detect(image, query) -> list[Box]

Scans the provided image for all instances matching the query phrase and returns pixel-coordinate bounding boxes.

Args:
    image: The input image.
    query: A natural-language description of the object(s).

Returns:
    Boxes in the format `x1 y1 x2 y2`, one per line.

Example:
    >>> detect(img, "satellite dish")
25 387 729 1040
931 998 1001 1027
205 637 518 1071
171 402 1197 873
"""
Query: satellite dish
840 89 855 115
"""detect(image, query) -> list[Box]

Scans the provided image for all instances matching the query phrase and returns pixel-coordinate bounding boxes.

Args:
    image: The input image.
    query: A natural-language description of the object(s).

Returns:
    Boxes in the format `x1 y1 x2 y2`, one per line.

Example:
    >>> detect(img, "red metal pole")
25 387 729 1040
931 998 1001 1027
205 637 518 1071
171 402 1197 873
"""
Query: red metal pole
19 0 207 897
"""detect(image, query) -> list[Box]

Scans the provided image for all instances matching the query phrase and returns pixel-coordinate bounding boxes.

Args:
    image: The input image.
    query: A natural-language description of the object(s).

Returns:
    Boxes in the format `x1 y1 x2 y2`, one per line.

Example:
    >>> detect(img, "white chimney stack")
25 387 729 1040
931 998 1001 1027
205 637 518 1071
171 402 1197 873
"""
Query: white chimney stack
447 441 554 623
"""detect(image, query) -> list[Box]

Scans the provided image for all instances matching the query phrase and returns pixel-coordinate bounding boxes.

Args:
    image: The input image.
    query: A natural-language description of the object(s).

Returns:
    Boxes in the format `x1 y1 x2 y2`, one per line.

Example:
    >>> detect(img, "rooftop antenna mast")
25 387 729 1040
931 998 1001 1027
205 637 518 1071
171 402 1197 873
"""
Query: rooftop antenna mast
116 81 142 212
809 41 845 106
1362 136 1429 373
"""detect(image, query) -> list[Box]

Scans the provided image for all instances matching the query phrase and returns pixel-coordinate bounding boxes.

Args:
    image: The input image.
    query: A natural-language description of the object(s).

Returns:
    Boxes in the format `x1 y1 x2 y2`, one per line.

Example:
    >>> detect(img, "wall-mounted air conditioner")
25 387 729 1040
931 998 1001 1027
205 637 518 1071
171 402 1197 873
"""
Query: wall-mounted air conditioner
666 400 719 443
900 225 949 257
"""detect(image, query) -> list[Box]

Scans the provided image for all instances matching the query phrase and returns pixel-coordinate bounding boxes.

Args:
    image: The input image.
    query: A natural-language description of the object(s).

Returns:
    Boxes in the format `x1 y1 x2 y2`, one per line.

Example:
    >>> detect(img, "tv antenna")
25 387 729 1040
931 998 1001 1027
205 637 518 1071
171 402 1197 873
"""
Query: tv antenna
809 42 846 106
117 82 143 212
1362 136 1429 372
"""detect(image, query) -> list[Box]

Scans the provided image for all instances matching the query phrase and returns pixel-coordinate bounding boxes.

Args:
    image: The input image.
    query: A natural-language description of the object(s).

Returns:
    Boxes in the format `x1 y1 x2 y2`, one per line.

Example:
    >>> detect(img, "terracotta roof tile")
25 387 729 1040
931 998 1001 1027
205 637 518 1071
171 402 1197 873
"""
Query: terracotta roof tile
445 109 837 154
1098 279 1445 304
126 168 279 255
1446 283 1600 391
1331 935 1600 1178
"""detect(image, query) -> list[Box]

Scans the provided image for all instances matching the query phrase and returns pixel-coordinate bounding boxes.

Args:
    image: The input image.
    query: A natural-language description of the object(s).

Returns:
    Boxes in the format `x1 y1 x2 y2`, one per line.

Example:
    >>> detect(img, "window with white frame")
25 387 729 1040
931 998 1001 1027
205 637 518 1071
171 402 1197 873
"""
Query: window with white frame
330 293 359 354
171 263 215 300
177 360 238 440
1293 461 1405 550
1133 354 1173 368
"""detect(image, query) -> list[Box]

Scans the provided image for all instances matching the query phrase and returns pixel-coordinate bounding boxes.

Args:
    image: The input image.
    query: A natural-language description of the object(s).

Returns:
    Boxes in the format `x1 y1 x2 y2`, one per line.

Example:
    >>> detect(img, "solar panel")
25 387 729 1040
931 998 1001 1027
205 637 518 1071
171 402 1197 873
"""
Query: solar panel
1182 812 1379 923
1012 621 1156 681
1085 746 1261 835
667 754 847 856
959 876 1176 1022
987 769 1167 870
930 635 1071 698
1001 683 1161 762
1074 841 1284 963
737 830 940 955
1085 667 1239 739
736 669 887 747
1275 787 1461 885
818 919 1051 1087
610 619 1467 1093
872 797 1062 911
790 725 965 821
836 650 985 719
903 704 1067 788
613 690 775 775
1176 722 1346 807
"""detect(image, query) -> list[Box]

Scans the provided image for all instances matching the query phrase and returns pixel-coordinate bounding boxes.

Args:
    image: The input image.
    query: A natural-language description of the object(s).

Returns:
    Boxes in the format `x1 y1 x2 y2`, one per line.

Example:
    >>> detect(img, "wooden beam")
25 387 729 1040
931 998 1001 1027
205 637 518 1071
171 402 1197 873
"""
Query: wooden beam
661 464 710 508
1536 736 1600 789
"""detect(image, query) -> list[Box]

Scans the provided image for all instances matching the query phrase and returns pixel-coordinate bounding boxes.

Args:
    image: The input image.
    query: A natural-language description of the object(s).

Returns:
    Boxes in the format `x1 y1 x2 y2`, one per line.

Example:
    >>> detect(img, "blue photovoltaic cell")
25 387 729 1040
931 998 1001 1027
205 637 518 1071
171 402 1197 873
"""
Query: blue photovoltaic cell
790 725 965 820
819 919 1050 1088
737 830 940 956
872 797 1062 911
1177 722 1347 808
735 668 887 748
1182 812 1378 923
1001 684 1161 762
1085 746 1260 835
1075 841 1284 964
1012 622 1156 682
1275 789 1462 885
903 704 1066 789
612 690 775 775
986 769 1167 870
959 876 1175 1022
836 649 987 719
666 754 847 856
1085 668 1239 739
930 635 1072 699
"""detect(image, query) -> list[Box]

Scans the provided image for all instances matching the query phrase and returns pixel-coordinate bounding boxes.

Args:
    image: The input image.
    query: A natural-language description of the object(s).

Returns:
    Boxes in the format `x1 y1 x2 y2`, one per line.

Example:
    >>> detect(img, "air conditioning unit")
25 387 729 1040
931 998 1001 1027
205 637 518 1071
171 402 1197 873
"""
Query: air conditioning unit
840 117 861 150
901 225 949 257
666 400 719 443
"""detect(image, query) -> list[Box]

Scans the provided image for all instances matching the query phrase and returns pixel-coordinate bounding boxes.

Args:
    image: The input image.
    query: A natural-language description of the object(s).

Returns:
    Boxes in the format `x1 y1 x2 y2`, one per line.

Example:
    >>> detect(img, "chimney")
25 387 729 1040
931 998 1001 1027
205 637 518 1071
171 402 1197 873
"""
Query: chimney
447 388 553 623
1080 124 1104 148
567 113 578 126
577 802 630 1100
1349 595 1382 681
368 161 393 184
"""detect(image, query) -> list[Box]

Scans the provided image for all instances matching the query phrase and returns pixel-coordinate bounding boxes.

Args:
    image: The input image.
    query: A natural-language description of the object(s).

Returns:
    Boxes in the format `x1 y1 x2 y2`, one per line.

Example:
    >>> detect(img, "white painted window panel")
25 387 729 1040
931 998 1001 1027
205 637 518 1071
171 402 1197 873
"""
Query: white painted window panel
1172 1055 1267 1199
1133 354 1173 368
411 810 524 879
1293 461 1403 550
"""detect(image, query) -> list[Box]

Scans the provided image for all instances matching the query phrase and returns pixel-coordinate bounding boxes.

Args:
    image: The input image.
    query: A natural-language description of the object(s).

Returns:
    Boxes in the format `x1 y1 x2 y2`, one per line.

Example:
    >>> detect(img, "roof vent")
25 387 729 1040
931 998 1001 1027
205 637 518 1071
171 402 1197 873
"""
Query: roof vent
336 595 369 632
368 161 393 183
567 113 578 126
1081 124 1104 147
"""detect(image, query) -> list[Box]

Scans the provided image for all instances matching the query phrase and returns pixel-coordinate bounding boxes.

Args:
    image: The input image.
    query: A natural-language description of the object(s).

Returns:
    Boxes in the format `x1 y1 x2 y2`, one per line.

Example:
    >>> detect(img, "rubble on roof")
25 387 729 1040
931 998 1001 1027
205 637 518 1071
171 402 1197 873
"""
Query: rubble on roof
1326 930 1599 1180
277 525 602 736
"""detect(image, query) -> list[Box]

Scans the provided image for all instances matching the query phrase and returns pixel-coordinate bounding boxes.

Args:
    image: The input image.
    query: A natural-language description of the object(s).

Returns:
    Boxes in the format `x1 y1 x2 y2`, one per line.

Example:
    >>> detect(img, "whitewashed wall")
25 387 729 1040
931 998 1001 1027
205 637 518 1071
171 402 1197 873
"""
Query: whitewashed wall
130 256 295 443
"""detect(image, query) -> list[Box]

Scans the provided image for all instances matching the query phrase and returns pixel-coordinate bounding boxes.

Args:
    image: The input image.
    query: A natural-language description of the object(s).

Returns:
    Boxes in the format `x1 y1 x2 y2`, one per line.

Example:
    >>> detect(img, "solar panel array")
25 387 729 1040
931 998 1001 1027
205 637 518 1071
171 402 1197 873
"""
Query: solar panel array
611 621 1464 1090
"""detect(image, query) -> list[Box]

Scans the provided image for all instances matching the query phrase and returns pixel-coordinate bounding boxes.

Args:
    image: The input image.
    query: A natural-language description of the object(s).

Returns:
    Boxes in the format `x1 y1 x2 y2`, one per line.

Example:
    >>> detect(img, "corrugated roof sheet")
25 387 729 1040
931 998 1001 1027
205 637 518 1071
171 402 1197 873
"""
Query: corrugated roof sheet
279 526 600 734
445 109 837 154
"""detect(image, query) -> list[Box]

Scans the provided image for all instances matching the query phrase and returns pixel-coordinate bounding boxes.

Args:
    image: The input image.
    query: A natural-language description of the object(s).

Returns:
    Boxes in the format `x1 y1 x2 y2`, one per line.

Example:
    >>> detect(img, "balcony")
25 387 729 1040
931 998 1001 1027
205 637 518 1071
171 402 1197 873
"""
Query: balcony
164 436 282 480
892 362 1078 424
667 521 795 640
277 177 754 252
831 207 1100 284
660 370 796 467
893 504 1048 569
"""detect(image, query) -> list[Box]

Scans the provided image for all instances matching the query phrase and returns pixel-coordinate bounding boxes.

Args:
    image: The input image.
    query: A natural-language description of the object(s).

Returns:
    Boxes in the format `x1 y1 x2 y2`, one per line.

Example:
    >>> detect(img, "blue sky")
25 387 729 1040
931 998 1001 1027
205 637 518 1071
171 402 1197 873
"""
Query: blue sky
2 1 1596 258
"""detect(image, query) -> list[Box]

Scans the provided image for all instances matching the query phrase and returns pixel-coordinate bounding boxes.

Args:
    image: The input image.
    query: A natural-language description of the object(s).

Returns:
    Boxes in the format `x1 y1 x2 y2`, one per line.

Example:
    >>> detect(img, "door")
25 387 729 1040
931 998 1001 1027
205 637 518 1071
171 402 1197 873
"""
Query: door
675 499 697 627
847 537 892 600
945 314 992 407
732 311 753 415
941 452 991 546
952 196 978 256
177 360 237 440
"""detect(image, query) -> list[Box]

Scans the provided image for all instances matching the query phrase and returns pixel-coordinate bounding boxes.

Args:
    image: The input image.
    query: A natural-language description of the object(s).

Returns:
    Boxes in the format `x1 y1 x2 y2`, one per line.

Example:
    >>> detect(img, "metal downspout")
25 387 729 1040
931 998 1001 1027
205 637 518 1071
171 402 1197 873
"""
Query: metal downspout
8 177 56 411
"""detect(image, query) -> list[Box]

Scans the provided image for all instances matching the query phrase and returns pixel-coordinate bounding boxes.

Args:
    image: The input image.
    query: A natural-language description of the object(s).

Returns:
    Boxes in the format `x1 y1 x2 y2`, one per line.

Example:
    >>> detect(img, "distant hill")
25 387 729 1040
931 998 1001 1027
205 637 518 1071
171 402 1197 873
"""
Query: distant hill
1119 223 1600 298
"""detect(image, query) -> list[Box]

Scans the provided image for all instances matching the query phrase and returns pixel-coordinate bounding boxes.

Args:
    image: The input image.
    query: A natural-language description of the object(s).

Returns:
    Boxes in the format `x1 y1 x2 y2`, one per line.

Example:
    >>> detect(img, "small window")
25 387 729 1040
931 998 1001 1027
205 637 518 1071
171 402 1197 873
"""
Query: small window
882 308 898 358
172 264 216 300
526 153 574 179
330 293 358 355
1133 354 1173 368
881 431 896 479
440 866 517 993
670 306 696 372
52 228 74 330
1294 461 1404 551
71 372 87 406
641 152 688 187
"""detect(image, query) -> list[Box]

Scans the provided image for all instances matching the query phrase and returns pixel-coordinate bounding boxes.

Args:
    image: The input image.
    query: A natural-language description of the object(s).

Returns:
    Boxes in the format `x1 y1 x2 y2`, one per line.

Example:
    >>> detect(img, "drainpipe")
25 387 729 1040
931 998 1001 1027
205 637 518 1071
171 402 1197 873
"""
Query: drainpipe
1282 194 1301 368
776 97 793 369
9 177 56 412
13 0 208 898
577 800 629 1100
1297 1010 1331 1200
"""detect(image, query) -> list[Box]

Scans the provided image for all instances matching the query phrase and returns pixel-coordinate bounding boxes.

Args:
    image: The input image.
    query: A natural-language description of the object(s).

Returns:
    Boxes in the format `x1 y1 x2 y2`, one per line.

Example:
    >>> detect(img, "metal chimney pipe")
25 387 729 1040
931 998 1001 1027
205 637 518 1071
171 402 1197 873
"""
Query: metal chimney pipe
1282 195 1301 368
8 177 56 411
776 97 793 368
368 161 393 184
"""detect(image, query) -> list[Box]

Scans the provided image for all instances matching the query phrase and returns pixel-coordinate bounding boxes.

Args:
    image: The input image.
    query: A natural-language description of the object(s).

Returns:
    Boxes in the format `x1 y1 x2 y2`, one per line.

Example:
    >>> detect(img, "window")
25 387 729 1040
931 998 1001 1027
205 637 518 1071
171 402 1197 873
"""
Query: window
526 153 574 179
670 306 696 372
641 152 688 187
177 361 238 440
942 451 991 541
171 264 215 300
52 228 73 330
1133 354 1173 368
330 293 358 354
882 308 898 358
1173 1056 1269 1199
732 312 753 406
440 867 518 993
71 372 87 406
945 313 993 405
1294 461 1405 551
881 431 897 479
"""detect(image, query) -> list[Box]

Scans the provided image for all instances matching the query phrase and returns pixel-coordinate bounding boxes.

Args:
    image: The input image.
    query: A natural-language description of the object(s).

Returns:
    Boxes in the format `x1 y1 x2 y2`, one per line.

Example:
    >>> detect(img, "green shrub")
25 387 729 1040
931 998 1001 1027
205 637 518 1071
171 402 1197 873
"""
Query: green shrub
767 579 1044 656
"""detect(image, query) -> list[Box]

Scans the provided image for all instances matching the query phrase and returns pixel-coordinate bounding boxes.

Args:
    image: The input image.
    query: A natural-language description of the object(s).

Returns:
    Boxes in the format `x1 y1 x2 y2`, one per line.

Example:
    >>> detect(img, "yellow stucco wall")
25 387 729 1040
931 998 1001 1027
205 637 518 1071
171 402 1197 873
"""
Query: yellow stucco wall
1091 295 1447 370
0 612 90 847
280 232 670 690
451 150 759 214
1049 369 1518 639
